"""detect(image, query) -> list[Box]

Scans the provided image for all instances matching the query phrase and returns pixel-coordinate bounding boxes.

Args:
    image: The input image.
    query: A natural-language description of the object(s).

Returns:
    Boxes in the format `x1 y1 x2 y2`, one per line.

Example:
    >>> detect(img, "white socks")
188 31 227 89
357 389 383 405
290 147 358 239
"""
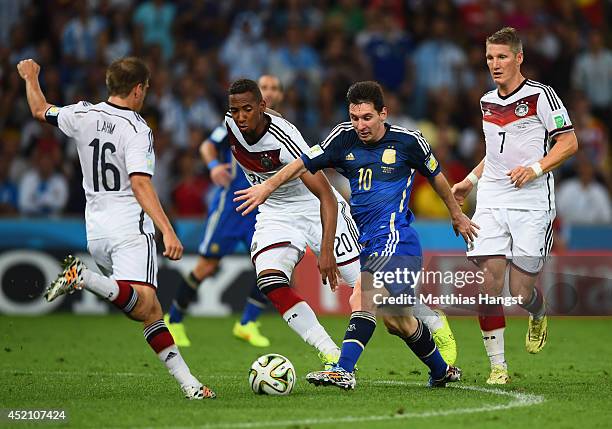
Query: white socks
414 302 444 332
282 301 338 355
82 269 119 300
158 345 199 387
482 327 507 368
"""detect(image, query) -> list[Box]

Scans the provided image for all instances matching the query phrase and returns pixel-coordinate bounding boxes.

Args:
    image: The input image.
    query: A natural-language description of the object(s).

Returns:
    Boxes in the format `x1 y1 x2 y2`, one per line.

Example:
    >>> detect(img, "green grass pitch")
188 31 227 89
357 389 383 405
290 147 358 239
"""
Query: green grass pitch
1 314 611 428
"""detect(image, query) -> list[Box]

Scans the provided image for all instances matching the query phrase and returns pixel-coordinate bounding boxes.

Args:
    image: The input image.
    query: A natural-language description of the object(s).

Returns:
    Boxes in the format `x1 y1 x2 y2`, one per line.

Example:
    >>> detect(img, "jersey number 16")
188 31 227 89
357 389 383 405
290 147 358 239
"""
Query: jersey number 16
89 138 120 192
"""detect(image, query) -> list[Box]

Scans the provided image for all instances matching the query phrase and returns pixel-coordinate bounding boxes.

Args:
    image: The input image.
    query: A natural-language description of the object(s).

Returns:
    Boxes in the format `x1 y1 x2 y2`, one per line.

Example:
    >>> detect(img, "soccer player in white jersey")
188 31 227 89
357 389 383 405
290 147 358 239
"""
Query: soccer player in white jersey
452 27 578 384
226 79 362 367
165 75 284 348
17 57 215 399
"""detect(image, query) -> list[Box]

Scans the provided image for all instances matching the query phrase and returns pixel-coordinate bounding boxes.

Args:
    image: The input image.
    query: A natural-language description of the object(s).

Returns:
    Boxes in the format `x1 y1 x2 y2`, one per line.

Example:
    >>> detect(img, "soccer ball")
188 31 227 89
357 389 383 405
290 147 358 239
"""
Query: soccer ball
249 353 295 395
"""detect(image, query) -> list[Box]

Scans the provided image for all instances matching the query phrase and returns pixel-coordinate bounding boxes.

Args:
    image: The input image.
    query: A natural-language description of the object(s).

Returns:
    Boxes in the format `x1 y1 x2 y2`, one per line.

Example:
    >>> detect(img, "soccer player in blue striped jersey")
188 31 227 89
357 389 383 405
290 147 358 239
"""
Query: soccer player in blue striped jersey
235 81 479 388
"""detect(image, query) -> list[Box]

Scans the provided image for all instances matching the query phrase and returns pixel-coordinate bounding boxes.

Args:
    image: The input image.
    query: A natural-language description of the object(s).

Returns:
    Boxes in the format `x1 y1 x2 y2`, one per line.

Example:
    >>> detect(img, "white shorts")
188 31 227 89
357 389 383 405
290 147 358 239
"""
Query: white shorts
467 207 555 274
251 200 361 287
87 233 158 287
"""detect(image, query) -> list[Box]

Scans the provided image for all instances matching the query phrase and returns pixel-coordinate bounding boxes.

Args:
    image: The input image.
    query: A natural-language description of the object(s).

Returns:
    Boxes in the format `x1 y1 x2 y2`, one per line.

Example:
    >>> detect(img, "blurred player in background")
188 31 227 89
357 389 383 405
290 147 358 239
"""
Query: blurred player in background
17 57 216 399
228 78 363 368
452 27 578 384
236 81 477 388
165 75 283 348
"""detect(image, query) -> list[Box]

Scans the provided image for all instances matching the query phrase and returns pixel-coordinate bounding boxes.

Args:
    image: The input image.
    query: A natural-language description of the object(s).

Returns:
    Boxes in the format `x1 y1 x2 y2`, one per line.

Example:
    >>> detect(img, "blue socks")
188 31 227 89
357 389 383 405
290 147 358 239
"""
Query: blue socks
403 318 447 380
240 284 267 324
337 311 377 372
168 272 200 323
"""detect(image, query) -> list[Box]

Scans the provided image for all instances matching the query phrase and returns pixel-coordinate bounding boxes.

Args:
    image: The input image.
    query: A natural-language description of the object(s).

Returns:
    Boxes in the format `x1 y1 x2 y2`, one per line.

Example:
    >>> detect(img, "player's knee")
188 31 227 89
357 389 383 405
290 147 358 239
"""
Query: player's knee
192 257 219 281
480 268 505 296
128 285 158 321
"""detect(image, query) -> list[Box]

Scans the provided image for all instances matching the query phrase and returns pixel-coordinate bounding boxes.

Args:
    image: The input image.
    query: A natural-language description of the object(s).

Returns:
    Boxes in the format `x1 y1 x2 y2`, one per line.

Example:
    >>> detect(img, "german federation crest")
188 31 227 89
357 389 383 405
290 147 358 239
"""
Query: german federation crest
260 155 273 170
515 101 529 117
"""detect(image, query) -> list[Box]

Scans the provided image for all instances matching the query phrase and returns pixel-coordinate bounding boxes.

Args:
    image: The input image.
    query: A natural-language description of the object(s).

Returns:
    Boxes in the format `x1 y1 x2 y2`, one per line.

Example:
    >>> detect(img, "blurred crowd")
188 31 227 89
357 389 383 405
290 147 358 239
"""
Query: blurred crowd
0 0 610 228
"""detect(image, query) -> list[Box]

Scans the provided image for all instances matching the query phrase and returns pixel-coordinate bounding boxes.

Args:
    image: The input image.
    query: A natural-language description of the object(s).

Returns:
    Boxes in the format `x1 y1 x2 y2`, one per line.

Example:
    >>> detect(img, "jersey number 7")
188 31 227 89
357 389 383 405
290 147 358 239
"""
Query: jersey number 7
498 131 506 153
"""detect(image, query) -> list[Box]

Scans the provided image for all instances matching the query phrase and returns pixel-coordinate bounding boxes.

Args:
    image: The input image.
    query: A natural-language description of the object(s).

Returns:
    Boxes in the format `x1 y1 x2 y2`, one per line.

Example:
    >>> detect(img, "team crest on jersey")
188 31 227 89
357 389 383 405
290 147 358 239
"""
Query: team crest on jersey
260 155 274 170
515 101 529 117
210 243 219 254
425 153 439 173
382 148 396 164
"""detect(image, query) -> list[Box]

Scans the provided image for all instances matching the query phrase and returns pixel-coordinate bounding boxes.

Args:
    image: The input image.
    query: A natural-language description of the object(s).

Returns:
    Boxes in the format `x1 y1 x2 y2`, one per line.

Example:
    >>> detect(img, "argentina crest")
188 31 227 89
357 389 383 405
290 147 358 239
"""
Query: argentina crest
382 148 396 164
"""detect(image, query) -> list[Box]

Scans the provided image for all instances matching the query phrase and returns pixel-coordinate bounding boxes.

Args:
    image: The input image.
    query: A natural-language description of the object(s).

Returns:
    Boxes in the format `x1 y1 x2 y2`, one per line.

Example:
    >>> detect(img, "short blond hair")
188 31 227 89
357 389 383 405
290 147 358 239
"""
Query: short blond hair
486 27 523 54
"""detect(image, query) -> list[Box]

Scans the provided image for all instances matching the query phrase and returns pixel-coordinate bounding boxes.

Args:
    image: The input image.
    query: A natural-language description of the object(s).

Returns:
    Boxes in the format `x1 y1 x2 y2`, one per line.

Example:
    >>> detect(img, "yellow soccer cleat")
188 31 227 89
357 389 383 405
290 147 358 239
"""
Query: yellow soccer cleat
233 321 270 347
486 364 510 385
526 314 548 354
432 310 457 365
164 314 191 347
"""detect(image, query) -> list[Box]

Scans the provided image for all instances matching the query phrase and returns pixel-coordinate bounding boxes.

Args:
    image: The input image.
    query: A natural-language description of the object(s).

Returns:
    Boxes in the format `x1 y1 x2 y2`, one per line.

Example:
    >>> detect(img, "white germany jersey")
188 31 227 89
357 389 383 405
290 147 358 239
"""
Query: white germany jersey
478 79 573 210
225 113 341 212
54 101 155 239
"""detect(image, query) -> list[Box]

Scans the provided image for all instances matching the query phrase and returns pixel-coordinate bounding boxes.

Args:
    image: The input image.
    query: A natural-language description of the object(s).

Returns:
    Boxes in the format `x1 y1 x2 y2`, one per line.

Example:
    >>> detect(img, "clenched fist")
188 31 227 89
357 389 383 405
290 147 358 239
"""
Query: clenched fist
17 59 40 80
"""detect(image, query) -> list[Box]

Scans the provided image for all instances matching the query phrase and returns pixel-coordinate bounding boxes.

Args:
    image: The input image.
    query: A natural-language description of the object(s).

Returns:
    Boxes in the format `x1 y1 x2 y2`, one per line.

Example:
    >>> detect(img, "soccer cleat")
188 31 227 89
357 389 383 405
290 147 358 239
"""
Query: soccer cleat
182 383 216 400
44 255 85 302
526 314 548 354
306 365 356 390
428 365 462 387
486 364 510 384
164 314 191 347
431 309 457 365
318 348 340 370
232 321 270 347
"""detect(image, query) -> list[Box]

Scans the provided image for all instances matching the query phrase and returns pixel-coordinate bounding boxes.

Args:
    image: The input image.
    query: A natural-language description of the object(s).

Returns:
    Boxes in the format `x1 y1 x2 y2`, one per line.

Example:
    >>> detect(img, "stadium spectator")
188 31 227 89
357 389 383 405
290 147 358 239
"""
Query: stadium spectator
268 25 322 99
0 154 18 216
556 156 612 225
133 0 176 60
410 17 467 118
171 149 210 218
572 31 612 122
357 11 413 93
18 142 68 216
61 3 106 64
219 11 268 81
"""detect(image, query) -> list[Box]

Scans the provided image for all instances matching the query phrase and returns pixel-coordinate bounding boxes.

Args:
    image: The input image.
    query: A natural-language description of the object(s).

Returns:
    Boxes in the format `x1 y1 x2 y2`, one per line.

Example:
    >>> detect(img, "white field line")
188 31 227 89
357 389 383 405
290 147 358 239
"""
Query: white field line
2 371 545 428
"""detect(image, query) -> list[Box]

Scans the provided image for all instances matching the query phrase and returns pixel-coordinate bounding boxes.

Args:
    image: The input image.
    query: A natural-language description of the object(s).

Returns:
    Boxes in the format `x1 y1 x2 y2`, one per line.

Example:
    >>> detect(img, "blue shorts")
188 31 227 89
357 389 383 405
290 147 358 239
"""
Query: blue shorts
360 226 422 297
198 185 257 258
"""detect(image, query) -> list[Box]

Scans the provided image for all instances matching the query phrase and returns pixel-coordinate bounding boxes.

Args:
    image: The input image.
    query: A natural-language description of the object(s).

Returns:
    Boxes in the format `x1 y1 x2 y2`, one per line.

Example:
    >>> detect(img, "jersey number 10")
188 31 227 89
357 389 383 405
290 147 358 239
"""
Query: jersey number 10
89 138 120 192
358 168 372 191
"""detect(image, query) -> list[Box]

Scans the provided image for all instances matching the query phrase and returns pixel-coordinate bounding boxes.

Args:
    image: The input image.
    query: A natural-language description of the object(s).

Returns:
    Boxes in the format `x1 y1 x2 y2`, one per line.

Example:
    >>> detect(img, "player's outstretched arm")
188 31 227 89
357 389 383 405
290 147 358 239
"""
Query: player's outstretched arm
508 131 578 188
299 170 341 291
451 157 485 206
430 173 480 244
130 173 183 261
17 59 54 122
200 140 232 187
234 158 308 215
